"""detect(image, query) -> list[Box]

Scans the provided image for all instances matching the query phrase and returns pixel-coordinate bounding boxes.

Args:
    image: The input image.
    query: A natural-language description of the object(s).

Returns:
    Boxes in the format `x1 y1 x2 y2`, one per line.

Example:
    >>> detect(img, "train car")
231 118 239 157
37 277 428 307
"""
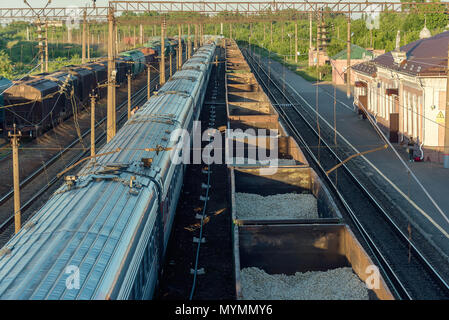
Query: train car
63 66 95 105
137 48 157 65
3 77 64 138
0 76 12 134
0 43 216 300
120 50 146 77
44 72 79 120
96 58 128 86
81 62 108 98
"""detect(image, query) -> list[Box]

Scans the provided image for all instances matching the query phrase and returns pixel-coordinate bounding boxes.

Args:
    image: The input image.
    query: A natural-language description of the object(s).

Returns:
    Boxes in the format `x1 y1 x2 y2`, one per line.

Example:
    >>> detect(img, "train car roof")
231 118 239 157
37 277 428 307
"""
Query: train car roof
4 77 60 101
0 43 216 300
0 86 195 299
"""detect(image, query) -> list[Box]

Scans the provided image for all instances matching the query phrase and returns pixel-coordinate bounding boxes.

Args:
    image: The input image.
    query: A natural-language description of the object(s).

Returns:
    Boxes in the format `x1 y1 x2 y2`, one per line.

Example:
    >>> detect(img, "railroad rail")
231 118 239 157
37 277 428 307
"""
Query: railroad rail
242 47 449 300
0 73 160 239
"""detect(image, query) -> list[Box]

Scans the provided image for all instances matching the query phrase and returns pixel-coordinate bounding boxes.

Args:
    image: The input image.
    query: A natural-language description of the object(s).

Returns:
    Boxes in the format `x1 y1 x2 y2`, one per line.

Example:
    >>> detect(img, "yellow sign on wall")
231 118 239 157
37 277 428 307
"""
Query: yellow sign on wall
436 111 445 124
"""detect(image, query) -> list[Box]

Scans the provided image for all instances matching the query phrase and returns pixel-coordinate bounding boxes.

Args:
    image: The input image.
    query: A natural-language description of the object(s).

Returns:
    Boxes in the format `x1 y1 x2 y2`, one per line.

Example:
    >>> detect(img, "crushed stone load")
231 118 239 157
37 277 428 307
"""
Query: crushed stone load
240 267 369 300
235 192 318 220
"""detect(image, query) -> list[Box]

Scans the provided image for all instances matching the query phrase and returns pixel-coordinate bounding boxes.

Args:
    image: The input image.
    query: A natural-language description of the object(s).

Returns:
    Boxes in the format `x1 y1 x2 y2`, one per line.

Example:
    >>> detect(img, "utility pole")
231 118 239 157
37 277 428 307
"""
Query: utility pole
178 24 182 69
147 64 151 99
270 21 273 46
107 6 116 142
194 24 198 51
90 91 96 158
187 24 191 59
82 8 87 64
160 17 166 85
45 21 49 72
309 13 312 49
115 22 119 56
140 24 143 45
9 124 21 234
295 21 298 63
263 23 266 42
87 22 90 61
133 26 136 48
317 12 320 80
250 23 252 43
347 14 352 98
37 18 44 73
220 22 223 35
230 23 232 40
281 22 284 43
169 52 173 78
68 25 72 43
127 72 132 120
444 41 449 168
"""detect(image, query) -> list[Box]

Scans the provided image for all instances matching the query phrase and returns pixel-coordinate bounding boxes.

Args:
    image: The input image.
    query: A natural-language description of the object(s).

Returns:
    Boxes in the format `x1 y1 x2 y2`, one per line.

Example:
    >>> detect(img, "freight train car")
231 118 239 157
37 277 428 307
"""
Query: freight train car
224 39 395 300
3 77 66 137
0 42 217 300
63 65 96 105
120 50 146 77
81 63 108 98
0 76 12 134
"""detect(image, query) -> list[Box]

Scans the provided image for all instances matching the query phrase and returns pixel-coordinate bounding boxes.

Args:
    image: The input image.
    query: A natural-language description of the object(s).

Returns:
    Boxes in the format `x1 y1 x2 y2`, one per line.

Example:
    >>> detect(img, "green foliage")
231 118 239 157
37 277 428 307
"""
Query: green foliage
0 8 447 81
0 50 13 79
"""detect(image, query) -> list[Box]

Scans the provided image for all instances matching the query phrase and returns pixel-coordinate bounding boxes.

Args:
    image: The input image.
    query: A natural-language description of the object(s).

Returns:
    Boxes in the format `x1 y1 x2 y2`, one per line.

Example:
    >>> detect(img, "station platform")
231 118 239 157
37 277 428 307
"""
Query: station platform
262 56 449 258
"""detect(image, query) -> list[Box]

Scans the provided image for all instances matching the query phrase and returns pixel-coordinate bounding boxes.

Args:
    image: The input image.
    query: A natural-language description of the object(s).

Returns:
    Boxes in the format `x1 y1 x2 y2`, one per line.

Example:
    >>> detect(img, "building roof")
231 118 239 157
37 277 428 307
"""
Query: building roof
331 44 374 60
353 30 449 77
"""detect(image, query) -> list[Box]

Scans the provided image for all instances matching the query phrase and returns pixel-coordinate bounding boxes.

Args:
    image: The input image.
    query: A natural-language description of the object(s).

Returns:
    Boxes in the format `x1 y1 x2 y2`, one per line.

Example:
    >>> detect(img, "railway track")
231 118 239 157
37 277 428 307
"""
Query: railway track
242 48 449 300
0 73 161 243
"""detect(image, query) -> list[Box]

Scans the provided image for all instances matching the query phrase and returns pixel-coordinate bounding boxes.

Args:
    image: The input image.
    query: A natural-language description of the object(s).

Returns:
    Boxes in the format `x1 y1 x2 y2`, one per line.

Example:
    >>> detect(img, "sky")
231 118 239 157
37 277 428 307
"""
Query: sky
0 0 108 8
0 0 409 10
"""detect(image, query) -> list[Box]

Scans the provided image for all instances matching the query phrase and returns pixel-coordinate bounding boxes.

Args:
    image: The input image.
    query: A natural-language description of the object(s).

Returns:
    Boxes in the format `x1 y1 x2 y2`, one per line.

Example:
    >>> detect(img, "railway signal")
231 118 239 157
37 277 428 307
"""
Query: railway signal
9 124 22 234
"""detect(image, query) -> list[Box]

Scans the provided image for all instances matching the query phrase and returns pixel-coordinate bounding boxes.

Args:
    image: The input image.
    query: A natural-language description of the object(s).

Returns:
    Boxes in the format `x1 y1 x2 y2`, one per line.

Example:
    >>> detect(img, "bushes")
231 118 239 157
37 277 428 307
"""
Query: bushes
0 51 13 79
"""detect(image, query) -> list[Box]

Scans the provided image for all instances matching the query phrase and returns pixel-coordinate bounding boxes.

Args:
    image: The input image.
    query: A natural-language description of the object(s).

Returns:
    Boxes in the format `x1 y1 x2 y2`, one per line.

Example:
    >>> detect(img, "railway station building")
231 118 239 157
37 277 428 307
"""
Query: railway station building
330 44 374 86
352 28 449 163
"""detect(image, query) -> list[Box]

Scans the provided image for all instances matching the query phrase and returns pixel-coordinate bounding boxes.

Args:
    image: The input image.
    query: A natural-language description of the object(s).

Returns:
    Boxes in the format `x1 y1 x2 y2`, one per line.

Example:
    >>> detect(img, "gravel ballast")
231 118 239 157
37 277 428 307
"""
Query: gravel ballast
235 192 318 220
240 267 369 300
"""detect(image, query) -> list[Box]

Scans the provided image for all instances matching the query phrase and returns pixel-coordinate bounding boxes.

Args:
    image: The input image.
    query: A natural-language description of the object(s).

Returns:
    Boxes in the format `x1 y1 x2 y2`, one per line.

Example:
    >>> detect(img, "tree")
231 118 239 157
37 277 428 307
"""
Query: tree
0 50 13 79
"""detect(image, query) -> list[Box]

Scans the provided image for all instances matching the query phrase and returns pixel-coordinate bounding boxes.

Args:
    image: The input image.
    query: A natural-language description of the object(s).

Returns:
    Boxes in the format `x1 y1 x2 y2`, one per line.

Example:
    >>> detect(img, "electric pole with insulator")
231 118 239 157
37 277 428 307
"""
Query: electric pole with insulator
160 17 166 85
444 41 449 168
169 51 173 79
82 8 87 64
347 14 352 98
9 124 22 234
90 90 97 158
187 24 191 59
107 6 116 142
178 24 182 69
127 71 132 120
147 64 151 100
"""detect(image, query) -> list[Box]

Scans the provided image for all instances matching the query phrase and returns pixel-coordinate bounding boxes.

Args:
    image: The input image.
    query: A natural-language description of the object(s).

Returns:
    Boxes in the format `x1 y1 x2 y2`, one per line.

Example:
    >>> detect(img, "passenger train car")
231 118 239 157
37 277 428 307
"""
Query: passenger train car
0 41 216 300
